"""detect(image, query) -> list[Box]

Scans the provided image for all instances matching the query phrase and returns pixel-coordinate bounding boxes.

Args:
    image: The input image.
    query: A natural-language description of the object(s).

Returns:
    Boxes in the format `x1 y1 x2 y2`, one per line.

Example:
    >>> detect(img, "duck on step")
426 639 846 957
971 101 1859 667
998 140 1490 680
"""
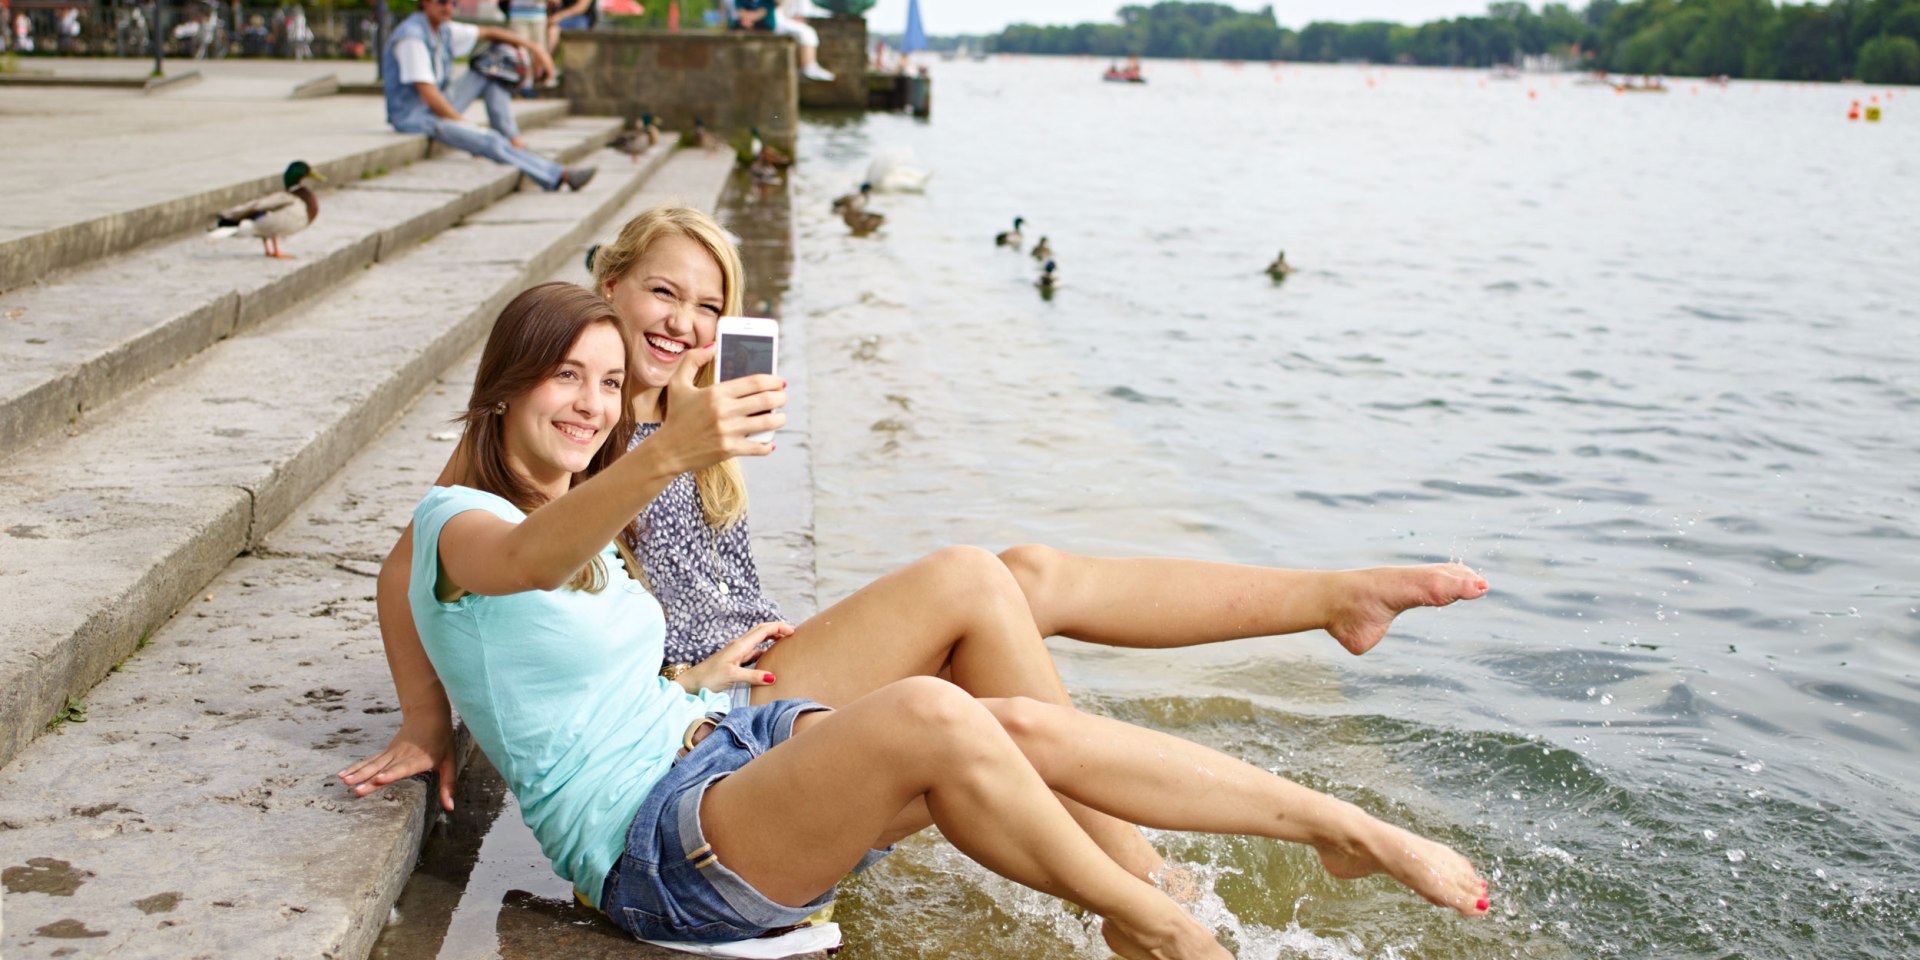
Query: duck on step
208 160 324 259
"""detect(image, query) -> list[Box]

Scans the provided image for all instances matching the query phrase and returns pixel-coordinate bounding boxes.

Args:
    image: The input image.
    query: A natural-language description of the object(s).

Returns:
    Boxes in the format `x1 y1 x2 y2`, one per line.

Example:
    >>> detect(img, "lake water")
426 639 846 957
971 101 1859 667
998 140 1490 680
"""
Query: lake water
788 57 1920 959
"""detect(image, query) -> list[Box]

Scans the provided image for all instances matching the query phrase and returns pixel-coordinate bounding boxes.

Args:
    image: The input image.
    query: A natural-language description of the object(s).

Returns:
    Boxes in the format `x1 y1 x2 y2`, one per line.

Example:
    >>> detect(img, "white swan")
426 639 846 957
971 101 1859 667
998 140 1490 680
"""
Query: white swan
865 148 934 193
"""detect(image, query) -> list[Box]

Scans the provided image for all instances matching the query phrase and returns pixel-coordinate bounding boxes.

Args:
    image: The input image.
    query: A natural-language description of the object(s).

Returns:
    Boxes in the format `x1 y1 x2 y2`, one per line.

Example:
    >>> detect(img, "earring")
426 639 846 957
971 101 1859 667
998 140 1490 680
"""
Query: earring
494 401 507 414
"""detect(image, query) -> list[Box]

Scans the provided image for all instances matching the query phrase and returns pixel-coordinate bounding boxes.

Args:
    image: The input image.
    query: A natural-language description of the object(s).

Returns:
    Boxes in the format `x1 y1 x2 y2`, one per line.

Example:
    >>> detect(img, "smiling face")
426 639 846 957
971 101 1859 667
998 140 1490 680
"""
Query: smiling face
603 233 727 419
499 320 627 499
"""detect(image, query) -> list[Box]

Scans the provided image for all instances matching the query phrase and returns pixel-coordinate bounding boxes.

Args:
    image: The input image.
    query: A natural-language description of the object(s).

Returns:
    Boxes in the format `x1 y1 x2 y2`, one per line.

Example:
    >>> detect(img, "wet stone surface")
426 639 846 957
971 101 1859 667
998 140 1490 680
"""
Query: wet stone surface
2 858 91 896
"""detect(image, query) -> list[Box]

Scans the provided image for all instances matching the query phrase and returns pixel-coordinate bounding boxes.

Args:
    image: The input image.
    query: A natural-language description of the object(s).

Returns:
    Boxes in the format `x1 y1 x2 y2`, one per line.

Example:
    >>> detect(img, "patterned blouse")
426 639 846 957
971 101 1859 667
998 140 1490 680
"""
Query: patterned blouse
631 424 785 666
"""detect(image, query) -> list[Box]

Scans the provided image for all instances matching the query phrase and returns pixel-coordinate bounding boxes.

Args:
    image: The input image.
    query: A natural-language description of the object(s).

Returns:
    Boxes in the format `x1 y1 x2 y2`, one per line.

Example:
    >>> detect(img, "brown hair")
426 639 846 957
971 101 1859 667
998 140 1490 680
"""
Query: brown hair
450 281 641 592
590 205 751 530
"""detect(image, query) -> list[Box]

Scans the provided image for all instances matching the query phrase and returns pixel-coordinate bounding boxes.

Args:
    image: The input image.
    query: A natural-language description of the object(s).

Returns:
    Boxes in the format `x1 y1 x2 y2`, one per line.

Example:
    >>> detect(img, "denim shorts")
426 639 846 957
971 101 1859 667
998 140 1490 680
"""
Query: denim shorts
600 698 892 943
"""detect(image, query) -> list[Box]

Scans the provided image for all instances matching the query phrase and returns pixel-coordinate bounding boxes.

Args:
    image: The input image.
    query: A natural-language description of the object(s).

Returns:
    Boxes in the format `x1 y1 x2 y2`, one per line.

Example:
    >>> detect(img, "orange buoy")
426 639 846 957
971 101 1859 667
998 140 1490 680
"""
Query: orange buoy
1528 88 1537 99
1848 99 1861 120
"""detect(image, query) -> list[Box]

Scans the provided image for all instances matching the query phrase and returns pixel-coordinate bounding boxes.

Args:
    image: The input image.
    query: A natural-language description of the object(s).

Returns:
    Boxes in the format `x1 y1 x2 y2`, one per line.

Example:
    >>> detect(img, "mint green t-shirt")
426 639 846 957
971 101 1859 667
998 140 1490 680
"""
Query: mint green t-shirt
409 485 731 907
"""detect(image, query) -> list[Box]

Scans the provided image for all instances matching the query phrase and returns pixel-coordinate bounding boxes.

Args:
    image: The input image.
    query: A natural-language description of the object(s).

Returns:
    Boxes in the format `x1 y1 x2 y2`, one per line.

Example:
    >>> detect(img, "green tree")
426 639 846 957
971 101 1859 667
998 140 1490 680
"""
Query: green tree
1857 31 1920 80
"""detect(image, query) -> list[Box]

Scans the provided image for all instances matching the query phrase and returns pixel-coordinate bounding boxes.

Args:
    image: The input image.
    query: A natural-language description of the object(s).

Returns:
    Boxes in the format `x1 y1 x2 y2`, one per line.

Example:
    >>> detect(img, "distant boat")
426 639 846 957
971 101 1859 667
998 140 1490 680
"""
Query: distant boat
1612 76 1669 93
1103 55 1146 84
901 0 926 56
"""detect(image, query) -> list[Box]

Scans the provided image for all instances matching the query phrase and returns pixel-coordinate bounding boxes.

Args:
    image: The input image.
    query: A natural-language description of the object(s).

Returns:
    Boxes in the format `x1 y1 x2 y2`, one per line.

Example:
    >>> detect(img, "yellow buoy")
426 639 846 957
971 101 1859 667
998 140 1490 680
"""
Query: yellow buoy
1865 105 1883 122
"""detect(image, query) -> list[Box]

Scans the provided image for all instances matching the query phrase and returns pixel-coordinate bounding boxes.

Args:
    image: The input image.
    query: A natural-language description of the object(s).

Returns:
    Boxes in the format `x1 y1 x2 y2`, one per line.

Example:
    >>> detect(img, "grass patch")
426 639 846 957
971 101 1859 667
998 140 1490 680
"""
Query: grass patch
47 696 88 731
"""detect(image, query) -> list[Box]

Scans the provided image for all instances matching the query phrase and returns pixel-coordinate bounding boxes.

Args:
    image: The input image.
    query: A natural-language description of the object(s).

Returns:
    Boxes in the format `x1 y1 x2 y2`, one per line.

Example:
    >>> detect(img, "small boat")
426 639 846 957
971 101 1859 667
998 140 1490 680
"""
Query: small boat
1612 77 1668 93
1104 56 1147 84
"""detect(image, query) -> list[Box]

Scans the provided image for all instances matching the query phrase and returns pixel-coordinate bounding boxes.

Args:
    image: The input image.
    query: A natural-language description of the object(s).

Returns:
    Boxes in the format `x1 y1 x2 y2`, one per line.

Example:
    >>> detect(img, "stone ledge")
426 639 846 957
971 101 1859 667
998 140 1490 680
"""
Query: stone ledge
0 140 675 777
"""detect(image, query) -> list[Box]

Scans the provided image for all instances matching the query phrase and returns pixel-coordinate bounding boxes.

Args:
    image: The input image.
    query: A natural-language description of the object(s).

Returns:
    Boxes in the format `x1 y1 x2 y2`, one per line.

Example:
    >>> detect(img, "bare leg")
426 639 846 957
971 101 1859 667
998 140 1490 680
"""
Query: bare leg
703 678 1229 960
751 547 1169 879
984 696 1491 916
999 544 1489 655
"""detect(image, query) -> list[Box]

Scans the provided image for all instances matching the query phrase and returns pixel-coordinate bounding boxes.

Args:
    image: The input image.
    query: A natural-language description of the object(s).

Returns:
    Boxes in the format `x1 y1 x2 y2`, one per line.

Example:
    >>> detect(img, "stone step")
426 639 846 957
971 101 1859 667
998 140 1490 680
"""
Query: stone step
0 113 620 462
0 93 570 294
0 137 679 778
0 149 747 960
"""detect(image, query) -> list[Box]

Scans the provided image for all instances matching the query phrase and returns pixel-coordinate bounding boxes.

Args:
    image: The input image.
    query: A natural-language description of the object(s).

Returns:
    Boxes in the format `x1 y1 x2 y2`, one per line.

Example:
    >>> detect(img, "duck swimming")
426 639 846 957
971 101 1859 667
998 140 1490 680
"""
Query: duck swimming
1265 249 1292 282
1030 236 1052 262
995 216 1025 249
843 207 885 237
208 160 324 259
831 183 872 215
1036 259 1058 290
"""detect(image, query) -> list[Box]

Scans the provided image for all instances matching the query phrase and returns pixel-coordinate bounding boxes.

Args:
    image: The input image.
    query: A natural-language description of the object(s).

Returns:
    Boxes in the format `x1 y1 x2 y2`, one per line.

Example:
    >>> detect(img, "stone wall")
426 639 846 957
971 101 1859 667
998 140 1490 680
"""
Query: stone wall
798 16 868 110
561 30 798 154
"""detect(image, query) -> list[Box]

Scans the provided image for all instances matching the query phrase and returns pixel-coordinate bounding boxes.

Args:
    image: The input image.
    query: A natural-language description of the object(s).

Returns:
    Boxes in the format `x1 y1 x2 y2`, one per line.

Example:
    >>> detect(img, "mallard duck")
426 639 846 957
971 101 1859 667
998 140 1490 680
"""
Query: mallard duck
683 117 720 153
995 216 1024 249
1030 236 1052 262
1264 249 1292 282
843 207 885 237
208 160 323 259
1036 259 1059 292
611 113 661 161
751 126 791 167
831 182 872 215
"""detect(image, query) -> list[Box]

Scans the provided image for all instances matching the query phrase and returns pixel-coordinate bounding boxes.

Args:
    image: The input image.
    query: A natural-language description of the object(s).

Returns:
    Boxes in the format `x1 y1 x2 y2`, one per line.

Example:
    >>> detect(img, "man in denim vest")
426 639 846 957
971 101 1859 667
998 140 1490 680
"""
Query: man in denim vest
384 0 595 192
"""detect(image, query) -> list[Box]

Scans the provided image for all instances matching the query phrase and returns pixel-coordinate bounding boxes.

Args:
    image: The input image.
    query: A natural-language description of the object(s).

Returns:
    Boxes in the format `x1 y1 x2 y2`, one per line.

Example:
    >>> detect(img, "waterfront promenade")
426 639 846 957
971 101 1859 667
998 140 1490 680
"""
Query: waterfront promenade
0 63 816 958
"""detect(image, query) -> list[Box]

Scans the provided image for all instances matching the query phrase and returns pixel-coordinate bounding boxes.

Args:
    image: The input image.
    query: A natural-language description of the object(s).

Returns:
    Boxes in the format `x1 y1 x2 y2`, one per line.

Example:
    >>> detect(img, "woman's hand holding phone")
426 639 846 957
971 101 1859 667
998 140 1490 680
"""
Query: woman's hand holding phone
654 342 787 471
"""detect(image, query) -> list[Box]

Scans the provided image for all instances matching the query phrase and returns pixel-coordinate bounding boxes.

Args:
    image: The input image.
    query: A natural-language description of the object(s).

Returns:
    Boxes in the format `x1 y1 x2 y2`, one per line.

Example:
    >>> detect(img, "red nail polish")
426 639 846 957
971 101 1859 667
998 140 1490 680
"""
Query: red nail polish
1475 898 1489 912
763 672 776 683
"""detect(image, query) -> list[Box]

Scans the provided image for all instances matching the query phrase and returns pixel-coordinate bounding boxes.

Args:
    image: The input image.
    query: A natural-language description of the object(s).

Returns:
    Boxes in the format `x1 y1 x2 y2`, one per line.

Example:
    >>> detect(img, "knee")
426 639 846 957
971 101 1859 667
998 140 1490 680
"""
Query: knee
996 543 1063 592
985 696 1057 749
924 545 1022 601
881 677 999 750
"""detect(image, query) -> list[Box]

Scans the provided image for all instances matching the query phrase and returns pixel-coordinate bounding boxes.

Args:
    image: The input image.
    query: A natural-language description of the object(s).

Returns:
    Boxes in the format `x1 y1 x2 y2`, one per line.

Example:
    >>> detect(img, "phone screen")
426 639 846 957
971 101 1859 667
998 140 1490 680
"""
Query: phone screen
719 334 775 381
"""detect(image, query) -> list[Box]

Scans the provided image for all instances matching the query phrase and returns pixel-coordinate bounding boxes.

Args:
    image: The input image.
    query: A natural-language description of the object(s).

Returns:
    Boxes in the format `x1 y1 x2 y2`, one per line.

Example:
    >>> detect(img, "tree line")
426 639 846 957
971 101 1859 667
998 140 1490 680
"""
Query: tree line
988 1 1920 84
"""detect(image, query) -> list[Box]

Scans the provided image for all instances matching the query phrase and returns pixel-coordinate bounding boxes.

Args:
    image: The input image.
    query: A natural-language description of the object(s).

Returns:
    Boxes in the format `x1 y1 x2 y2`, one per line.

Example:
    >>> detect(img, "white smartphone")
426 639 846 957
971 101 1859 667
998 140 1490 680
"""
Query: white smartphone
714 316 781 444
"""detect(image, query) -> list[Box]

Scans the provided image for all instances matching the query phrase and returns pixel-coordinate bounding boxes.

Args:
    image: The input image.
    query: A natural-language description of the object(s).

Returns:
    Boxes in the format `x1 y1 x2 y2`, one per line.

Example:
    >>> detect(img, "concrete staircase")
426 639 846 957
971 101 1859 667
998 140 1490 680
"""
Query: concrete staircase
0 105 751 958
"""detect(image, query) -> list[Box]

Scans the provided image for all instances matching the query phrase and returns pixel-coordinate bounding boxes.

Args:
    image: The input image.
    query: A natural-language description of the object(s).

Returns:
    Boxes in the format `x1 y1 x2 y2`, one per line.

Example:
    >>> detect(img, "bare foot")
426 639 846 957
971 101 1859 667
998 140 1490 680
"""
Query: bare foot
1314 805 1491 917
510 136 526 149
1150 860 1207 909
1101 912 1233 960
1324 563 1489 655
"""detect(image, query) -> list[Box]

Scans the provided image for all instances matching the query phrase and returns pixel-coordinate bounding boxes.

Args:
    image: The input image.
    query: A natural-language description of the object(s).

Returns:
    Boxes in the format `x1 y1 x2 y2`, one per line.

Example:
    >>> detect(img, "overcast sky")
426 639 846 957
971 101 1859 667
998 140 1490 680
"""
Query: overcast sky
857 1 1507 36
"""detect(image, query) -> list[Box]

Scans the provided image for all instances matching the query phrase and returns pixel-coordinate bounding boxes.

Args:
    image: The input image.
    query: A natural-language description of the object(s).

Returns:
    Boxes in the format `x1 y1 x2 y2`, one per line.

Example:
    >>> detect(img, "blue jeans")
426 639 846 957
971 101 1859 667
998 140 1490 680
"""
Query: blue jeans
600 699 892 943
394 71 564 190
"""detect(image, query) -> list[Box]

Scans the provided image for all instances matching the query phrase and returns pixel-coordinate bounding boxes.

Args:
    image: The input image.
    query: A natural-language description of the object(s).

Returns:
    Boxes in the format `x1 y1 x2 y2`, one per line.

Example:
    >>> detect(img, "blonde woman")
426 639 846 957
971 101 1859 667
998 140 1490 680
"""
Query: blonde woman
343 206 1491 893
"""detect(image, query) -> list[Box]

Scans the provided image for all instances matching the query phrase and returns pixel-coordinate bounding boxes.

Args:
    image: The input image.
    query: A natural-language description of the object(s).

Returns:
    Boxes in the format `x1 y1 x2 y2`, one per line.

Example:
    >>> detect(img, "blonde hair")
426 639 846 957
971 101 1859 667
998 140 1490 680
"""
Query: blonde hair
591 205 750 531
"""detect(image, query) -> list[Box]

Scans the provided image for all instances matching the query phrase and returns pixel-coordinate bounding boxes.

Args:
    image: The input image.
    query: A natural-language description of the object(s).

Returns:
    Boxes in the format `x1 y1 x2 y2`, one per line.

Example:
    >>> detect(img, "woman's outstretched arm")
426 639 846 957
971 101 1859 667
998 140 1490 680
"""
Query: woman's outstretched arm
442 352 782 596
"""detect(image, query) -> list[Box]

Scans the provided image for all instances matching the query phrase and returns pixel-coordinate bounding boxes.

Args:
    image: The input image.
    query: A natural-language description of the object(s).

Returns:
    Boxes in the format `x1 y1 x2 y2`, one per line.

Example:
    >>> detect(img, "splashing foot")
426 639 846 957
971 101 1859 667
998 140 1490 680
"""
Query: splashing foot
1314 805 1491 917
1101 911 1234 960
1324 563 1489 655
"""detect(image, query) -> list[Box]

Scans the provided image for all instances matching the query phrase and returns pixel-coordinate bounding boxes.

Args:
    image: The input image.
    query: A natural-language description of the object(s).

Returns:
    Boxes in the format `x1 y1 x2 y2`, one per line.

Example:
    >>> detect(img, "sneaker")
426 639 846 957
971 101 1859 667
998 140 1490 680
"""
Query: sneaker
802 63 836 82
562 166 598 192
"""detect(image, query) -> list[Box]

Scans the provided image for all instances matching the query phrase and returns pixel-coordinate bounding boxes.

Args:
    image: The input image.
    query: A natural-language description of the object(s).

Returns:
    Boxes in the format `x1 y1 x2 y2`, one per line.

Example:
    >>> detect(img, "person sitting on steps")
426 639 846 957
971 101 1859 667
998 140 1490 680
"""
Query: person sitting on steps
728 0 835 83
383 0 595 192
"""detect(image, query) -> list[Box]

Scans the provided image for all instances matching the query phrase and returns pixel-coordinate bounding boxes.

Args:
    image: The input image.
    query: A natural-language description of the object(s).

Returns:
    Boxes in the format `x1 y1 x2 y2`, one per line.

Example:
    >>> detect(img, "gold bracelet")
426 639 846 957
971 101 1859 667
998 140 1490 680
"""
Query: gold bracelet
661 662 692 682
